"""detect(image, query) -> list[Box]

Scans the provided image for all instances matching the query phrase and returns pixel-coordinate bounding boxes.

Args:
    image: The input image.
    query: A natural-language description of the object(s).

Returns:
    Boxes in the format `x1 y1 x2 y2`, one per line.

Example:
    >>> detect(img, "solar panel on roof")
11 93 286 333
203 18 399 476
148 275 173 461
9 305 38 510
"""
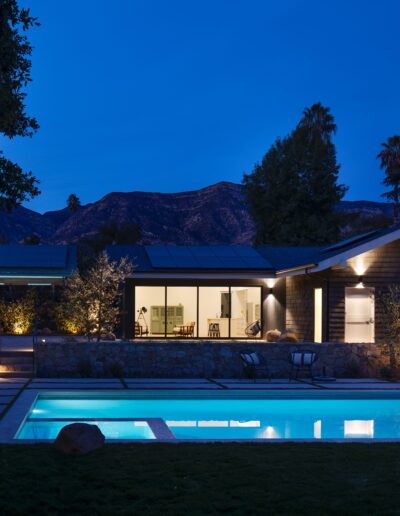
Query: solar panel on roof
0 246 67 269
168 246 193 256
145 245 272 269
322 230 378 253
146 246 175 268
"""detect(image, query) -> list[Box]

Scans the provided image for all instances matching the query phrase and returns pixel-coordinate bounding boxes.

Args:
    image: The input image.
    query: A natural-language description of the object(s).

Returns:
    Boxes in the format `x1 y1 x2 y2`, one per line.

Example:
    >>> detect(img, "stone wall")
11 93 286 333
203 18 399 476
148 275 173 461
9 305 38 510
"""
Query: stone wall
34 340 390 378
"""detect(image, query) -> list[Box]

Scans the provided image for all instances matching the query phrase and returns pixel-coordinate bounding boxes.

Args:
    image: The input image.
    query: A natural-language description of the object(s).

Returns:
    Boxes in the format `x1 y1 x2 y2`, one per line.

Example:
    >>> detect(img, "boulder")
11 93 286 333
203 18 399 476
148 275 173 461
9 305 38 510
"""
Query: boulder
54 423 105 455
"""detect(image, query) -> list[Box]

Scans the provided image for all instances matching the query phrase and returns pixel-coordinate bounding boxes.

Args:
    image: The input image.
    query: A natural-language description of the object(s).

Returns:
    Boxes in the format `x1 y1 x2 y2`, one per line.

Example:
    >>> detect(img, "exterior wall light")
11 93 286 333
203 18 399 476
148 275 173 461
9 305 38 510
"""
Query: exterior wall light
356 275 364 288
268 287 273 295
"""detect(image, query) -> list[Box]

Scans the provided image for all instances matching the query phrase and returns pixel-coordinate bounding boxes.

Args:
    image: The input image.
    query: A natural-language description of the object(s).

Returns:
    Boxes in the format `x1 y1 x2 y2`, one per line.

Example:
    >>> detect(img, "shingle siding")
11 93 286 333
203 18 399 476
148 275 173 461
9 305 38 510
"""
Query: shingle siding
285 240 400 342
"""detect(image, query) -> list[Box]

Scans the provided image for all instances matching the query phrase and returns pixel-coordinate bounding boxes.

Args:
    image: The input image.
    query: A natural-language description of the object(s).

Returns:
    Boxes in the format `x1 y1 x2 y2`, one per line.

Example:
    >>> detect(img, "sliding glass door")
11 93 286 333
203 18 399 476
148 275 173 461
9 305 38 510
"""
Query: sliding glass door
134 285 262 338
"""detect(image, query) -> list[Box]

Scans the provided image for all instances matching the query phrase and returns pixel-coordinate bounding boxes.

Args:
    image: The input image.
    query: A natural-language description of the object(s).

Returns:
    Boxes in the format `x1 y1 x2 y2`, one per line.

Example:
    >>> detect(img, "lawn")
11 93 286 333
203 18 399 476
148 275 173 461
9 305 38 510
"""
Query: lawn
1 443 400 515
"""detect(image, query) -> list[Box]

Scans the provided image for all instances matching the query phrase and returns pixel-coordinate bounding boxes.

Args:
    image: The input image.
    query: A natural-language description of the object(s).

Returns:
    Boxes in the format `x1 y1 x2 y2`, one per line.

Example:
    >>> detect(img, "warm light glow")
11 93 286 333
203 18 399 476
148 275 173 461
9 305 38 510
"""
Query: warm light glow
314 288 323 343
63 320 80 334
314 420 322 439
265 278 277 289
344 420 374 438
352 256 367 276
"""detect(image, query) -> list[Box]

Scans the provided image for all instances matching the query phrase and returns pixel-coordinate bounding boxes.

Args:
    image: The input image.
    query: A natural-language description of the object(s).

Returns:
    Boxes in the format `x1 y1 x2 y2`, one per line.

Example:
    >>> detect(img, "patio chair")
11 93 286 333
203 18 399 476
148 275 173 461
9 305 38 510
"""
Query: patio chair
288 349 318 380
240 351 271 382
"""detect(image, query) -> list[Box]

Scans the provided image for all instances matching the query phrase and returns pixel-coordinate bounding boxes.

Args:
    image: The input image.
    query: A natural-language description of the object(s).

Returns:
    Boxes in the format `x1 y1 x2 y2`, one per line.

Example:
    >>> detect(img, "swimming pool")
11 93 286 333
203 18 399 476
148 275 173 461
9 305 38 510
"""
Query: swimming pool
15 391 400 441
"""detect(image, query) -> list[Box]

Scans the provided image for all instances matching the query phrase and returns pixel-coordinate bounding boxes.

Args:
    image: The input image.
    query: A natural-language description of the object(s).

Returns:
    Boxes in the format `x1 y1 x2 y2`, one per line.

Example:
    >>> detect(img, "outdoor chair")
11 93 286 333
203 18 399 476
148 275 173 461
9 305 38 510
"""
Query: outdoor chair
288 349 318 380
208 323 220 338
240 351 271 382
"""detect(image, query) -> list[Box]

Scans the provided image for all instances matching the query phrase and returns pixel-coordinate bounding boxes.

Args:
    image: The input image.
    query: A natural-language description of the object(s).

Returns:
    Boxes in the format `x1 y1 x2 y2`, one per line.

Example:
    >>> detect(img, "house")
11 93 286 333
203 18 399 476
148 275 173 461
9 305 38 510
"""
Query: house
107 225 400 343
0 245 77 287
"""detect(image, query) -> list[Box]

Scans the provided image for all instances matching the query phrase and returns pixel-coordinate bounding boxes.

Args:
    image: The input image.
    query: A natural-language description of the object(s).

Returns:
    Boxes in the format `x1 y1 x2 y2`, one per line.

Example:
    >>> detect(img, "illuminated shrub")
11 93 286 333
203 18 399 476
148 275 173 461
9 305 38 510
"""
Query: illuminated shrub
0 292 36 335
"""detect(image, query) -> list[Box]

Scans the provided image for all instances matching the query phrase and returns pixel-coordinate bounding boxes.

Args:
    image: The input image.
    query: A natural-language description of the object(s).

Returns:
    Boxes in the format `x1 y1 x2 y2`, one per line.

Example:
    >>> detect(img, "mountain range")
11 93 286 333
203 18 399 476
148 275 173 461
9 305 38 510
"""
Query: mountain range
0 182 393 245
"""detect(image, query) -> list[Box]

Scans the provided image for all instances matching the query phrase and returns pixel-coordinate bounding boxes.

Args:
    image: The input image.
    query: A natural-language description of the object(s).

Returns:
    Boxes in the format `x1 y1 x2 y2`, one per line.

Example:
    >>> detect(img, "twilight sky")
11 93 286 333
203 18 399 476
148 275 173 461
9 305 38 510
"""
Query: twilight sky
3 0 400 212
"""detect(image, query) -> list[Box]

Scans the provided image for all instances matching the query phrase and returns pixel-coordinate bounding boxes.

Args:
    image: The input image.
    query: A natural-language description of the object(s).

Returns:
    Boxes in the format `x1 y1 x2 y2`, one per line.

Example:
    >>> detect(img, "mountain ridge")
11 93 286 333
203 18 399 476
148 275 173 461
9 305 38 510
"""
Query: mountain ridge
0 182 393 245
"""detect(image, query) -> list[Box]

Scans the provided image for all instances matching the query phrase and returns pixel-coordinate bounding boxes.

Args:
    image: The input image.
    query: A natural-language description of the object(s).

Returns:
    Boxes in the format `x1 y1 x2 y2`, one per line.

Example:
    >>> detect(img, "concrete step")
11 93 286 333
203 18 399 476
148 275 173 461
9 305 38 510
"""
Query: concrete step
0 351 33 358
0 371 32 378
0 364 33 372
0 356 33 364
0 351 34 377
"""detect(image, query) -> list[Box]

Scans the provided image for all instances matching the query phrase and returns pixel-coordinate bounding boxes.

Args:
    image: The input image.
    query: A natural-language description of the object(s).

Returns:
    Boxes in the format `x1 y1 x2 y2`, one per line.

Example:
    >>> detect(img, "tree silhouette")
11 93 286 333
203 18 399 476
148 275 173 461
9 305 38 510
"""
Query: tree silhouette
0 1 40 210
67 193 81 213
378 136 400 224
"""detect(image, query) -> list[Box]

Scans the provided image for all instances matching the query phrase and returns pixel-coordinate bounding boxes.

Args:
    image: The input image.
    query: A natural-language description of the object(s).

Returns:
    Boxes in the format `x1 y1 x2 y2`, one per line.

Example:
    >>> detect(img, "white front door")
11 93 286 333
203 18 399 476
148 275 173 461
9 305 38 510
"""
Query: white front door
345 287 375 343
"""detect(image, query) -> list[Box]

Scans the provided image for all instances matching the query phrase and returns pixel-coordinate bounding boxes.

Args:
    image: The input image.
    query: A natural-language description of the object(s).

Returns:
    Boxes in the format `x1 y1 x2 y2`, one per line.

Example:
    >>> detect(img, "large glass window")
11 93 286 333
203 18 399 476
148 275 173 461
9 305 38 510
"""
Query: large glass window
135 286 165 336
231 287 262 337
198 287 230 338
166 287 197 337
134 285 262 338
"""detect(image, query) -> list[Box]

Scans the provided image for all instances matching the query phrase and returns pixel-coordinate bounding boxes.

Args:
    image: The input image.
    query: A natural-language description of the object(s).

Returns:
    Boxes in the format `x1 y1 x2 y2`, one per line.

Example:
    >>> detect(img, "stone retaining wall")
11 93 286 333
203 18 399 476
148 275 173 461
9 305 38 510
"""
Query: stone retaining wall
34 340 390 378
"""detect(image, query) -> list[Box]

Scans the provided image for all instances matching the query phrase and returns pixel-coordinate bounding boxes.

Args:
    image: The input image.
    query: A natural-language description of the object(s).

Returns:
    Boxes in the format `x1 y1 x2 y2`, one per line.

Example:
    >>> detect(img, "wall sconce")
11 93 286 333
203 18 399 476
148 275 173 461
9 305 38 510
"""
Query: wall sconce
358 275 364 284
268 288 273 295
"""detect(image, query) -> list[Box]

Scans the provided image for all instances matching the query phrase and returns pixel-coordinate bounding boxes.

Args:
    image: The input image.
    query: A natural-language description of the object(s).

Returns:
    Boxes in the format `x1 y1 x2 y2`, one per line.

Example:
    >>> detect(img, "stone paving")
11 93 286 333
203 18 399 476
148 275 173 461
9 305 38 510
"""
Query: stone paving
1 377 400 422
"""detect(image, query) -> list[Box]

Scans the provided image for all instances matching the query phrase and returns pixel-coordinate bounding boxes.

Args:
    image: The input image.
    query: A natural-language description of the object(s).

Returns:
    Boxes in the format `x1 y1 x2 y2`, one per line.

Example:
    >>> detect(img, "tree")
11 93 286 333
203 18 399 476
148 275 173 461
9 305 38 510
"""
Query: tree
377 136 400 224
23 233 40 245
0 0 40 210
60 253 133 341
67 193 81 213
298 102 337 143
243 103 347 245
378 285 400 372
82 220 142 254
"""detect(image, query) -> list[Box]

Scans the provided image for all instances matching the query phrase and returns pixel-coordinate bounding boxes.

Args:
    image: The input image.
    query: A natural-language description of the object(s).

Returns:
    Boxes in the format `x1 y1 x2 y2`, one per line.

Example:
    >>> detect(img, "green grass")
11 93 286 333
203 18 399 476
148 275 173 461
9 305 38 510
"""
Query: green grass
1 443 400 515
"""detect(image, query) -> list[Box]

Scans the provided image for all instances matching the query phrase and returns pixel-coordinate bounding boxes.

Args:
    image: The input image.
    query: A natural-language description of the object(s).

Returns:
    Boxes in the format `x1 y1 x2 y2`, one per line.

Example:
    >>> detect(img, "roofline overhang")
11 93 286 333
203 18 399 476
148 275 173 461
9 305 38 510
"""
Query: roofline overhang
127 272 276 280
0 275 65 279
276 263 317 276
276 227 400 276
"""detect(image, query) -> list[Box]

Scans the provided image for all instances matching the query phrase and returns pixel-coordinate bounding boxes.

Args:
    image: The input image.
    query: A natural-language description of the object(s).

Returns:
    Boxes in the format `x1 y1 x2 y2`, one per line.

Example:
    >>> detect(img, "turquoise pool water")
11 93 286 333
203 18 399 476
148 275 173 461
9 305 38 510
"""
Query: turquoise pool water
16 392 400 440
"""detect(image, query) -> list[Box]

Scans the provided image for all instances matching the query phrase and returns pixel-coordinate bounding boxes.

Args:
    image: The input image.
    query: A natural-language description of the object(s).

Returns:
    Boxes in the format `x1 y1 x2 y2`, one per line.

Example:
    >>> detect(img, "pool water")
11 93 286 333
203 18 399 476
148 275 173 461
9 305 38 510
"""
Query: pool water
16 392 400 440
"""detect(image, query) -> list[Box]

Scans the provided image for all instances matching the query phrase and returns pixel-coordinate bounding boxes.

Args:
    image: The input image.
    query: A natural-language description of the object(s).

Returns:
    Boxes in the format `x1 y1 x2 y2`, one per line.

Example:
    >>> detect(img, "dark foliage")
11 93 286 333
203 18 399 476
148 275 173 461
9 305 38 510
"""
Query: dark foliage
243 103 347 245
23 232 40 245
0 0 40 209
66 193 81 213
82 219 142 255
378 135 400 223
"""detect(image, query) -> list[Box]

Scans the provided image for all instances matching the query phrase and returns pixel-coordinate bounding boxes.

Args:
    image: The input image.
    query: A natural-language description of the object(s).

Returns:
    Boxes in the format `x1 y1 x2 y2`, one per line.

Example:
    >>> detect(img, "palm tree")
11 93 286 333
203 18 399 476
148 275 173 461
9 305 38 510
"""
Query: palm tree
298 102 337 143
378 136 400 224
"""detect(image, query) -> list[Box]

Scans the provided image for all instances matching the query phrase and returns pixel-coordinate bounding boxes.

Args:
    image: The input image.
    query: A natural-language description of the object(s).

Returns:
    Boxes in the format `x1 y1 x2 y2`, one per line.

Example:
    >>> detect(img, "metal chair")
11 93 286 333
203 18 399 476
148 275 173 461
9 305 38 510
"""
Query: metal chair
240 351 271 382
288 349 318 380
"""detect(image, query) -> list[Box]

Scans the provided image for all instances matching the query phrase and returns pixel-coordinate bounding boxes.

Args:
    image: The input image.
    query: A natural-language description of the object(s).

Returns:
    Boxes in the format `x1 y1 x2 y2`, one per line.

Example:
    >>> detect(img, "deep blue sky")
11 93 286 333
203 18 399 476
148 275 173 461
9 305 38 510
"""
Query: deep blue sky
3 0 400 212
